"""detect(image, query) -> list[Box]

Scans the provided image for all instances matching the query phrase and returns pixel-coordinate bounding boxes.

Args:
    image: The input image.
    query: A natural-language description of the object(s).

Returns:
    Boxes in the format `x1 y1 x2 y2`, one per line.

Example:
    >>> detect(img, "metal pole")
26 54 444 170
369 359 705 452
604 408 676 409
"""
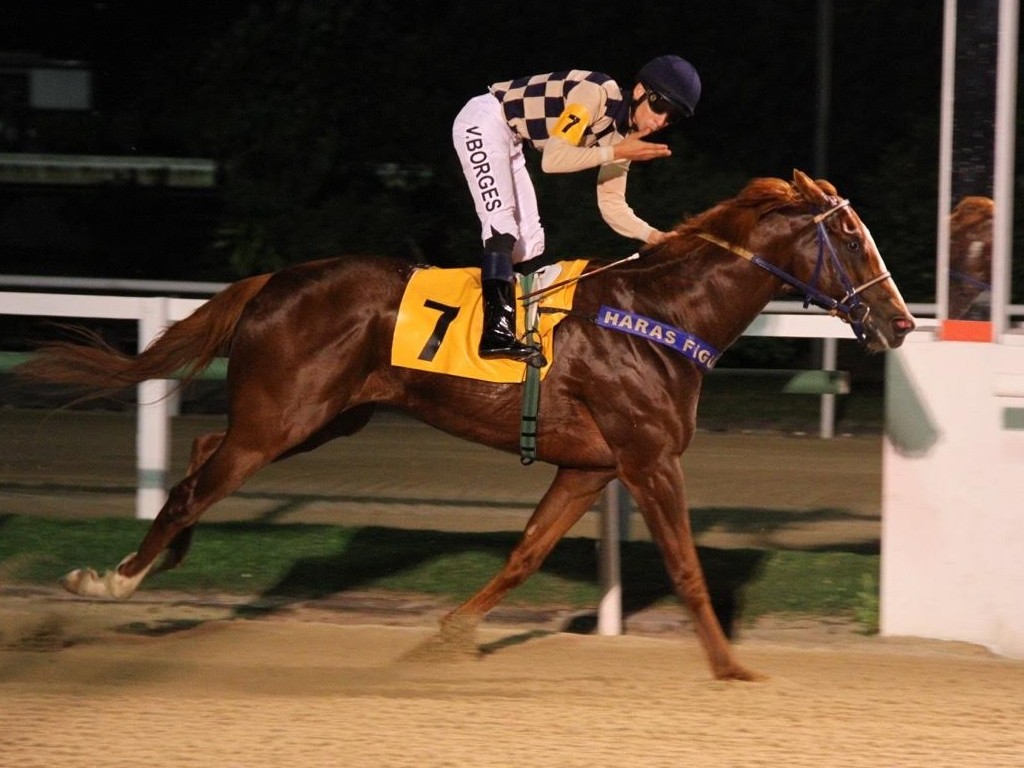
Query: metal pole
937 0 957 320
816 0 836 438
814 0 833 177
992 0 1019 338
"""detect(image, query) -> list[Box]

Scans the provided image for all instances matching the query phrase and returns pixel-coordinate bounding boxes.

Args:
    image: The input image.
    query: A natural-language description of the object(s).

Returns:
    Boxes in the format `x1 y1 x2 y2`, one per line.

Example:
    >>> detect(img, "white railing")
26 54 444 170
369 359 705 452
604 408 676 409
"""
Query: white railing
0 284 943 516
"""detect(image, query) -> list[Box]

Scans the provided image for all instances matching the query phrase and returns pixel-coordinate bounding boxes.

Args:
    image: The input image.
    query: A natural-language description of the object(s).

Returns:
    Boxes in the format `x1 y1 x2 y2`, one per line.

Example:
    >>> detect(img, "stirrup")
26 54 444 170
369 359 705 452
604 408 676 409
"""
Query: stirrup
479 339 546 367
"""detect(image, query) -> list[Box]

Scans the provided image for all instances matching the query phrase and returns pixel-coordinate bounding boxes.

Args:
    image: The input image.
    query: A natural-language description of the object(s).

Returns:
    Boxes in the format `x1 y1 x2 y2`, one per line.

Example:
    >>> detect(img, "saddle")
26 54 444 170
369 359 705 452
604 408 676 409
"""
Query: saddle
391 259 588 383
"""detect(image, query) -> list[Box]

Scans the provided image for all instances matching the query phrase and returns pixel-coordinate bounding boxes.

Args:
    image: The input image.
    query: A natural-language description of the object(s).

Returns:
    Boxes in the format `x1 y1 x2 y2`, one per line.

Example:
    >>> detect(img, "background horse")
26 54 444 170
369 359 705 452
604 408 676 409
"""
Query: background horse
16 169 915 681
948 195 993 320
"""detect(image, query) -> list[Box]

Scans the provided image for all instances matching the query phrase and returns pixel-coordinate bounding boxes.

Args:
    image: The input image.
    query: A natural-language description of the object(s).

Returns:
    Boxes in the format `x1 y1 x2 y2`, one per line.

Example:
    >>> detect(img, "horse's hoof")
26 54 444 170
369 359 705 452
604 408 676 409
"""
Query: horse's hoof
398 616 481 663
60 552 152 600
440 614 478 642
399 631 477 663
61 567 113 598
715 664 768 683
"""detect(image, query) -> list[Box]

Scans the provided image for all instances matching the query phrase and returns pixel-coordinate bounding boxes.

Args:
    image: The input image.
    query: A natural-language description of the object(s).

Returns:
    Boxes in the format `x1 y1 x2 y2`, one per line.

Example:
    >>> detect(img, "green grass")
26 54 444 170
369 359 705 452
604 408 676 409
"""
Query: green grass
0 514 880 632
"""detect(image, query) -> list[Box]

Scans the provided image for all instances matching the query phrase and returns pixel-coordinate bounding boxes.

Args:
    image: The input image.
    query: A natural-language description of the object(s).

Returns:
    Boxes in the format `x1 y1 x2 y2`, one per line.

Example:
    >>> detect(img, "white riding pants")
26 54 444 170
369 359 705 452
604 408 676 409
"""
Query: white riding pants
452 93 545 264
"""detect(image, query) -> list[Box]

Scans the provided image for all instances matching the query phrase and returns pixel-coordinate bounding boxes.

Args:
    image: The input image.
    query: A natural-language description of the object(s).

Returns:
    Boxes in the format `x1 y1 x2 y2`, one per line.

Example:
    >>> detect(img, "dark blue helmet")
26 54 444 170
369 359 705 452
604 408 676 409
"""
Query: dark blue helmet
637 55 701 117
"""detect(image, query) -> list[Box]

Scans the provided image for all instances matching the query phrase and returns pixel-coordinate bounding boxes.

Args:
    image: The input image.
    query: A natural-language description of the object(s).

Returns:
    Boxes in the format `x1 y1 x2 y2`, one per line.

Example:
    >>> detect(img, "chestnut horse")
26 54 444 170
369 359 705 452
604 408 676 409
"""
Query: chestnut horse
948 195 993 320
16 170 915 680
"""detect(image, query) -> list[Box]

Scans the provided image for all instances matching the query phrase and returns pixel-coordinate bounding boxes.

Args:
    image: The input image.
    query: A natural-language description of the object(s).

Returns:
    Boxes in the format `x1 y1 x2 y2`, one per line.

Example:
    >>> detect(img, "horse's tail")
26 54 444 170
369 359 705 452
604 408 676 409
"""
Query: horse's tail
15 274 273 402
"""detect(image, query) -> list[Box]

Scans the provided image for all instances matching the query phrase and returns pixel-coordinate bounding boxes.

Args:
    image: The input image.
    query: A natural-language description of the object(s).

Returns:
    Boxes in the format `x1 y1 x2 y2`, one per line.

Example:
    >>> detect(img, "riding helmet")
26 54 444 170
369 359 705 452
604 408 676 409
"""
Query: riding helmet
637 55 701 117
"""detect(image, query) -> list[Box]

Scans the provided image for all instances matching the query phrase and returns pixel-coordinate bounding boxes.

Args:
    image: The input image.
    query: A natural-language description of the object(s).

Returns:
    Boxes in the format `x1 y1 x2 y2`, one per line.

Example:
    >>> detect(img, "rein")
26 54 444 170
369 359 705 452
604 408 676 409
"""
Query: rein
696 198 890 344
518 242 674 304
518 252 638 303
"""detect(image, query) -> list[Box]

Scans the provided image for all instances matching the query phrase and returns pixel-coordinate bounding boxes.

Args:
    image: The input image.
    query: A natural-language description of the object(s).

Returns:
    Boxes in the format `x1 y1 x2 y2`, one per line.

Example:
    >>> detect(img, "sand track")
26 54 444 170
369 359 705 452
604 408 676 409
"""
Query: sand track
2 588 1023 768
3 410 1021 765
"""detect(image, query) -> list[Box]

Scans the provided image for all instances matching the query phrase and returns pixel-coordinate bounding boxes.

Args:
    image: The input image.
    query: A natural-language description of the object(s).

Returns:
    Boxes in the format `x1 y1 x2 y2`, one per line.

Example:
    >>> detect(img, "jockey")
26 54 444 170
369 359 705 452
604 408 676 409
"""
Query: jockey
452 54 701 361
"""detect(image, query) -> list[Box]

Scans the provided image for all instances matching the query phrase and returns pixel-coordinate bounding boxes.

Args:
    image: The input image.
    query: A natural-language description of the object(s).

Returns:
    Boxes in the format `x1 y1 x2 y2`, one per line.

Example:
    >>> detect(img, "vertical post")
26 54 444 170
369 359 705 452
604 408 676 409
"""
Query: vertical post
991 0 1018 338
819 336 837 438
814 0 833 177
597 480 623 636
136 297 172 520
936 0 957 321
816 0 837 440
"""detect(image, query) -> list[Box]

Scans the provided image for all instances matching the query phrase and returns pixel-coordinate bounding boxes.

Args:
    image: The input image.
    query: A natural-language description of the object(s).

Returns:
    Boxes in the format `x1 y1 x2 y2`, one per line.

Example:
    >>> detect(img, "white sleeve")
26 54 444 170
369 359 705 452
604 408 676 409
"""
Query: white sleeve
541 136 615 173
595 160 654 243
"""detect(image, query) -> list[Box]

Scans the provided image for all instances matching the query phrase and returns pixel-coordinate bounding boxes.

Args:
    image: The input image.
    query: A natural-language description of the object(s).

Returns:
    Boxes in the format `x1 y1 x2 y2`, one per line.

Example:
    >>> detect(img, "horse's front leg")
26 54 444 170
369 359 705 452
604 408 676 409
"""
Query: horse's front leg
621 459 763 682
441 466 616 641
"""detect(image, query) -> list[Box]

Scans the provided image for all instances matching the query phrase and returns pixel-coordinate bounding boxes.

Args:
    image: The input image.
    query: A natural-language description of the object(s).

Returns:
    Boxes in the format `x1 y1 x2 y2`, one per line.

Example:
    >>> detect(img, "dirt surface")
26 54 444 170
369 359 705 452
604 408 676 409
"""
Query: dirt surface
2 585 1023 768
3 409 1023 766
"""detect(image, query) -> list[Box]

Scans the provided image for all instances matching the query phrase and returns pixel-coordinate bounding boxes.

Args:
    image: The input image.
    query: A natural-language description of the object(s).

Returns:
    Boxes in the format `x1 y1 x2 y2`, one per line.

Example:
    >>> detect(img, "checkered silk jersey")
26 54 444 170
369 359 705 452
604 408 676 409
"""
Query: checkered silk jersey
488 70 630 150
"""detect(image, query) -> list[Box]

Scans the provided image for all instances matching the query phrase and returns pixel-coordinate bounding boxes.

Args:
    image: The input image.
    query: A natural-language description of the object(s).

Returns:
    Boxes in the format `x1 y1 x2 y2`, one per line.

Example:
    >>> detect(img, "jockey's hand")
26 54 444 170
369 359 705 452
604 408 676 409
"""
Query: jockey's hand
646 230 678 246
613 129 672 162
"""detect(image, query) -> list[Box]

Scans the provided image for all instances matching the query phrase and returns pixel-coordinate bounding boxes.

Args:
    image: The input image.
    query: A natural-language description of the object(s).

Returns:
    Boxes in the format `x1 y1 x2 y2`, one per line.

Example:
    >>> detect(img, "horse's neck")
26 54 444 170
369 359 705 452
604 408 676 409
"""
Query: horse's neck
651 248 785 352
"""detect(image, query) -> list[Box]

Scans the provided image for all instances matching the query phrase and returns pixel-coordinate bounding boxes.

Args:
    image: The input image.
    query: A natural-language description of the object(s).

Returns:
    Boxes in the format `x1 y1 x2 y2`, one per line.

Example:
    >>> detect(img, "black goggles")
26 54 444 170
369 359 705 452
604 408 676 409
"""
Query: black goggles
645 89 688 122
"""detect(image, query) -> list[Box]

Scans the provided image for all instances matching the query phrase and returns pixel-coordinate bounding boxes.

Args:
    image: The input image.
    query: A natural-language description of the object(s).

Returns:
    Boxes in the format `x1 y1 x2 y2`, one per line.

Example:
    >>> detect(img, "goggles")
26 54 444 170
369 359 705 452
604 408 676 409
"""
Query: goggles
645 89 688 122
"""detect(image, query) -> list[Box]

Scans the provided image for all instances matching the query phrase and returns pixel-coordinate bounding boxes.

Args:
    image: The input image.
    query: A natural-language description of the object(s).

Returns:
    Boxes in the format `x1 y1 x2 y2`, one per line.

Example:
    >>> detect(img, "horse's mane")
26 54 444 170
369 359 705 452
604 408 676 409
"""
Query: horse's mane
950 195 994 227
674 175 837 245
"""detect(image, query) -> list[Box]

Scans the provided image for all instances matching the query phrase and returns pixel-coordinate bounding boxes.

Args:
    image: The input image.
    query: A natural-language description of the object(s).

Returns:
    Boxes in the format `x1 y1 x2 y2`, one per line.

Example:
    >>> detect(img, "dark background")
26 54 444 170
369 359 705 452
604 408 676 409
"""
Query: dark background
1 1 956 291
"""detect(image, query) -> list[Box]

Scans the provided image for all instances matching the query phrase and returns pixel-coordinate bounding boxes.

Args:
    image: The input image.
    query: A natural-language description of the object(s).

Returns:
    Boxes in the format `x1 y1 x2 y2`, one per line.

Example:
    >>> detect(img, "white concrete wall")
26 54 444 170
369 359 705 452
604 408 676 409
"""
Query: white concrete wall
882 332 1024 657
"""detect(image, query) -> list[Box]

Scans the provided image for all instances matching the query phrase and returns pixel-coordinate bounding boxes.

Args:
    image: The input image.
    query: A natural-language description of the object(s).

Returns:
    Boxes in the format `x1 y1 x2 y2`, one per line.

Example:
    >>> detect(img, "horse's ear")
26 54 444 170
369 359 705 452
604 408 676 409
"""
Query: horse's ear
792 169 830 206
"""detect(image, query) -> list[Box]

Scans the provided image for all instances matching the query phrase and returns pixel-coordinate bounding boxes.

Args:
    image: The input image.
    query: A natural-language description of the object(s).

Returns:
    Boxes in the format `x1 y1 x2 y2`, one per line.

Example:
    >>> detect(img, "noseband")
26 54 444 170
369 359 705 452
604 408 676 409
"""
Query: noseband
696 198 891 344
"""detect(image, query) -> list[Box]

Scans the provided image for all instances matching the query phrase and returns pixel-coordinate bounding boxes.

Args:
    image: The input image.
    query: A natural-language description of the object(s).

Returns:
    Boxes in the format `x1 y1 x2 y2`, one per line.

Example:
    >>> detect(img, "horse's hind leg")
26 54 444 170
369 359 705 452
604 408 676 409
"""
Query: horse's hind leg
441 466 615 640
63 402 381 598
152 428 226 574
61 427 230 596
155 404 377 574
62 430 277 599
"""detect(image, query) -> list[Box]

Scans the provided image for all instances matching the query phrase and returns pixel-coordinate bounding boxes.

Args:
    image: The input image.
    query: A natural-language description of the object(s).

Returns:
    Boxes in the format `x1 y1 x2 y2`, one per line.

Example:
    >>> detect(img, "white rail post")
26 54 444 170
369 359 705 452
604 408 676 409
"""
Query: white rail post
597 480 624 636
819 336 838 438
136 297 172 520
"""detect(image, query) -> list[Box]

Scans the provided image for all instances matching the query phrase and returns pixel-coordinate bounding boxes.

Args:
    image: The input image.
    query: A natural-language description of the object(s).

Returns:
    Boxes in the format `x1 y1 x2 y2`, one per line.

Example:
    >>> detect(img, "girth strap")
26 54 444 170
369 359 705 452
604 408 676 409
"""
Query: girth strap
520 363 540 465
519 273 541 464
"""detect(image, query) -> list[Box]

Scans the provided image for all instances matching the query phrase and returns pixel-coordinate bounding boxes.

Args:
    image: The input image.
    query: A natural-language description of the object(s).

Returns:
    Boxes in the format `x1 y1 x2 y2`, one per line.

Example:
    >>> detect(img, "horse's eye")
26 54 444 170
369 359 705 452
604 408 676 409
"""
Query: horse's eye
847 239 861 253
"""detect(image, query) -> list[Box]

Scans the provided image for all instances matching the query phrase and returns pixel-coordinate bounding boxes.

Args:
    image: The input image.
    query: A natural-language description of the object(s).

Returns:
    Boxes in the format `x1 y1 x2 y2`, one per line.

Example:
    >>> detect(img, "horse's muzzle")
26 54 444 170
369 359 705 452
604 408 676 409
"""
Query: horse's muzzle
886 315 916 348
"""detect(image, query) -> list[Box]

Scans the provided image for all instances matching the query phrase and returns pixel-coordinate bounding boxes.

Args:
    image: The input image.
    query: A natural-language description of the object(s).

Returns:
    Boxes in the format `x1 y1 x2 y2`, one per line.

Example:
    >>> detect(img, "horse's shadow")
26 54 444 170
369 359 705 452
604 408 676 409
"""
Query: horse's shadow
217 502 876 642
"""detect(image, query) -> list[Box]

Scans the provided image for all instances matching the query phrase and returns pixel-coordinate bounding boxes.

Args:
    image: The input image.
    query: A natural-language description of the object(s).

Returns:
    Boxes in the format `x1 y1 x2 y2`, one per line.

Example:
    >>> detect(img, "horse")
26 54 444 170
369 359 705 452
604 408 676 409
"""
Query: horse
948 195 993 320
15 169 916 681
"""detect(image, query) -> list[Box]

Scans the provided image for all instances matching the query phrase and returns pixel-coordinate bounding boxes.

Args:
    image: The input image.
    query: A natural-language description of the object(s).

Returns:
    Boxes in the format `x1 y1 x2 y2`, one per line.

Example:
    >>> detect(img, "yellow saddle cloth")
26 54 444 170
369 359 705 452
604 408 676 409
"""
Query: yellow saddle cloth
391 260 589 382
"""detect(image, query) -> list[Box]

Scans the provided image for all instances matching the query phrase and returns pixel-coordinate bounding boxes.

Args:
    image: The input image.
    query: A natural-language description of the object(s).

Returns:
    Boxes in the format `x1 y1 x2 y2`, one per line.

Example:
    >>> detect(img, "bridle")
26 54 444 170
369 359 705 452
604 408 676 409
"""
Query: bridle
696 198 892 344
950 270 991 293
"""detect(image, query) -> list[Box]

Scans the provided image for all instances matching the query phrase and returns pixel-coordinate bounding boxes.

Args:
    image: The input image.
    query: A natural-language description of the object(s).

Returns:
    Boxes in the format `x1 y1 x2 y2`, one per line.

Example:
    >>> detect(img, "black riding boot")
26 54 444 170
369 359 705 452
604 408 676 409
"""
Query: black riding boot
479 250 540 362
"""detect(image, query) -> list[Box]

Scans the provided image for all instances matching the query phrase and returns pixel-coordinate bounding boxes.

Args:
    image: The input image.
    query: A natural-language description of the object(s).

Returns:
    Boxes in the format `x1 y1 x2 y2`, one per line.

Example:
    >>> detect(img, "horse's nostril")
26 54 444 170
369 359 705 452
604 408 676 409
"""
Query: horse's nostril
893 316 916 337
